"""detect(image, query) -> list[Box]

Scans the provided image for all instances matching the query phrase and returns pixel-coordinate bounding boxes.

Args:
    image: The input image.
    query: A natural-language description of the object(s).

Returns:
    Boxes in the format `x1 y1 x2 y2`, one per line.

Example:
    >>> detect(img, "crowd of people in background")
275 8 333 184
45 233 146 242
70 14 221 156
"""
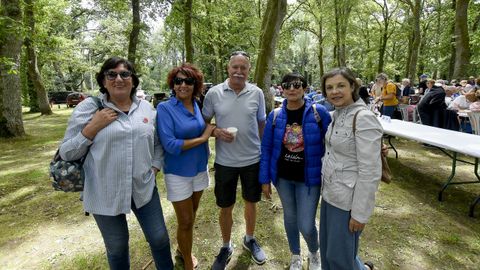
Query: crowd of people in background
59 52 477 270
271 71 480 133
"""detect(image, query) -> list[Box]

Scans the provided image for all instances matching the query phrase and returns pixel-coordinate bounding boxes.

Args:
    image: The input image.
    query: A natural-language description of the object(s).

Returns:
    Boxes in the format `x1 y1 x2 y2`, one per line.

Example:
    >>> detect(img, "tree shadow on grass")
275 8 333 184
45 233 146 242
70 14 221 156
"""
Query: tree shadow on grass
366 142 480 269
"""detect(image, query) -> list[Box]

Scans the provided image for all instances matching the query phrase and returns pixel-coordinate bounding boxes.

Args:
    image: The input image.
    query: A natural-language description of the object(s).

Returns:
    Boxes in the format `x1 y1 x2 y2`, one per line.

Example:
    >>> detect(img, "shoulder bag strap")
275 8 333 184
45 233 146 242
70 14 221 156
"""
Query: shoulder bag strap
352 109 363 134
90 96 104 110
272 107 282 128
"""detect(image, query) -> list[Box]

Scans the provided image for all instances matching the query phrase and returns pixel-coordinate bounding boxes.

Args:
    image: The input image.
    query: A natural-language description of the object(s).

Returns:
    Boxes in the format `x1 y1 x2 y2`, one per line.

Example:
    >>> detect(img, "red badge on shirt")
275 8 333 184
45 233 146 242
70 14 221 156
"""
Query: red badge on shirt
143 117 149 123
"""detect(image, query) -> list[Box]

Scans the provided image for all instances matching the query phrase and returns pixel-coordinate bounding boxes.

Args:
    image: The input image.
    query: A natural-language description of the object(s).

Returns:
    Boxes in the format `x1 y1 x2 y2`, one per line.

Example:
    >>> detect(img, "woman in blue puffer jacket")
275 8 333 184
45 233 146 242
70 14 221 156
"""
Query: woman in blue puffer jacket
259 73 331 270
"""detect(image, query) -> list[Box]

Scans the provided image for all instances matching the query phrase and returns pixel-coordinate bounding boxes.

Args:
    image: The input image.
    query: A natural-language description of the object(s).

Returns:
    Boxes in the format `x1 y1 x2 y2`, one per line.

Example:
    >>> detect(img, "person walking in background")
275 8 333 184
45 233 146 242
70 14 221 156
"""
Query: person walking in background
156 63 216 270
202 51 267 269
320 68 383 270
60 57 173 269
374 73 398 117
259 73 331 270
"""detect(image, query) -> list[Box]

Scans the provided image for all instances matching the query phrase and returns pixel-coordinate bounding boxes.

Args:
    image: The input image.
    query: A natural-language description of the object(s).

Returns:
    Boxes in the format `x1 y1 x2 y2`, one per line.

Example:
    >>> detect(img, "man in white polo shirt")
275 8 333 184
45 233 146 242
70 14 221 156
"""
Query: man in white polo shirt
202 51 267 269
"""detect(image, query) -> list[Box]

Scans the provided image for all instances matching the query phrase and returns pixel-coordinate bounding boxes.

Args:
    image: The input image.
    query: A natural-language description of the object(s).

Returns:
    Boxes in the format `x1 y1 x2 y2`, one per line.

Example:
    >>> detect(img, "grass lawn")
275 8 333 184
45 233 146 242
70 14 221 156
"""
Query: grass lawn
0 106 479 269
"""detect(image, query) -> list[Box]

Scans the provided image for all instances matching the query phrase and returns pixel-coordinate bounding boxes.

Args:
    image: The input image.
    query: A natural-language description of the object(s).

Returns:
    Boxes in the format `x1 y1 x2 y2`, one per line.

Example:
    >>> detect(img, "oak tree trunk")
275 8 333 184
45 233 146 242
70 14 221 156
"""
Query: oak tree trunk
405 0 422 83
333 0 353 67
25 0 52 115
376 0 390 73
447 0 456 79
452 0 470 79
184 0 194 63
128 0 141 66
253 0 287 114
0 0 26 137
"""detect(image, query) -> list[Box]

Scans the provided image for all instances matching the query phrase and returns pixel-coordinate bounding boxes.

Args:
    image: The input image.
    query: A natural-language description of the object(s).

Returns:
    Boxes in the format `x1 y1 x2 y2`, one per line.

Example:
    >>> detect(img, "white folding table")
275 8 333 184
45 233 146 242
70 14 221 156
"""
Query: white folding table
379 118 480 217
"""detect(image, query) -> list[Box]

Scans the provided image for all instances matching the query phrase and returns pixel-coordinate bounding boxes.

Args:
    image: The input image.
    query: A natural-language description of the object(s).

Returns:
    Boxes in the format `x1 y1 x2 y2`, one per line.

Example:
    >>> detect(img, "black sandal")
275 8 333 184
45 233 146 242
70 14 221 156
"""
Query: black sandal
364 261 374 270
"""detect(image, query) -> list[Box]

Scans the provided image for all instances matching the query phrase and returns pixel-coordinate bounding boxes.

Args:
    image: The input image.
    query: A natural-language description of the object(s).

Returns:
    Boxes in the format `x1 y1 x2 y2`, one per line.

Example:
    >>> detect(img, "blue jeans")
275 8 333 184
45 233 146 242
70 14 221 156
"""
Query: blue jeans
93 187 173 270
275 178 320 255
382 105 395 117
320 199 366 270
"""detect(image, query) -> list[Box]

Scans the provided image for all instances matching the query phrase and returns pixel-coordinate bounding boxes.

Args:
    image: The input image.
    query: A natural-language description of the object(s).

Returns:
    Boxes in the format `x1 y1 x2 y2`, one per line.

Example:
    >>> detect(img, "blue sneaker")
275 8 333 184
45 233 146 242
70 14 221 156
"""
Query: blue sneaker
242 236 266 265
211 247 233 270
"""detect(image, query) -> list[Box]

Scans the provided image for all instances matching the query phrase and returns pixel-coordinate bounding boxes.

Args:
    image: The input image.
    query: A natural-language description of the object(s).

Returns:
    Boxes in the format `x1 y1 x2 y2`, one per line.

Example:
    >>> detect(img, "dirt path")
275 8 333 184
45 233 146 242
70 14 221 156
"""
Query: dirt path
0 216 104 270
0 214 143 270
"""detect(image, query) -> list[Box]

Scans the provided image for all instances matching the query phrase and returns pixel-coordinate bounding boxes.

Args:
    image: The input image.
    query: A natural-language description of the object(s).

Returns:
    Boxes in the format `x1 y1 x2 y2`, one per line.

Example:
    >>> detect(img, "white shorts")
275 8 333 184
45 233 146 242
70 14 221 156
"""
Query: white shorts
164 171 210 202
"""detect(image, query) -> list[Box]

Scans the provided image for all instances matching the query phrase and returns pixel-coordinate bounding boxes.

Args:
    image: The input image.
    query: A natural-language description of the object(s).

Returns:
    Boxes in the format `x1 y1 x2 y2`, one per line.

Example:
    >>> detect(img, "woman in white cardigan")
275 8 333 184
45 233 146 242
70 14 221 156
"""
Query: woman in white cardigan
319 68 383 270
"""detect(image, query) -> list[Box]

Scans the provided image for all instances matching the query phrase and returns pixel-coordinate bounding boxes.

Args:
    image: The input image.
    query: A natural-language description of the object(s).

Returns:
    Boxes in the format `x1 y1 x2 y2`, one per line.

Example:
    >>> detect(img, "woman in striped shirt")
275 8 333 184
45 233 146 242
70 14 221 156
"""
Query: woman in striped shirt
60 57 173 269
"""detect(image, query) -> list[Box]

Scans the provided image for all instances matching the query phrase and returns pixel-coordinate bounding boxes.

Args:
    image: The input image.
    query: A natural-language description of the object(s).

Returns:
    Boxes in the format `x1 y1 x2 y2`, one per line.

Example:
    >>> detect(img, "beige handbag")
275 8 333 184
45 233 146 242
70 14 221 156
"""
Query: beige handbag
353 110 392 184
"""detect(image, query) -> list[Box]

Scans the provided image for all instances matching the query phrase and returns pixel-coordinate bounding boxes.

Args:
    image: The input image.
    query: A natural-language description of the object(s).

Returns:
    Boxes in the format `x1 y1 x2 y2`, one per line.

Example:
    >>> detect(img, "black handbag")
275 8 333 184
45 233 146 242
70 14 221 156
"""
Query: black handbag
50 97 103 192
50 149 87 192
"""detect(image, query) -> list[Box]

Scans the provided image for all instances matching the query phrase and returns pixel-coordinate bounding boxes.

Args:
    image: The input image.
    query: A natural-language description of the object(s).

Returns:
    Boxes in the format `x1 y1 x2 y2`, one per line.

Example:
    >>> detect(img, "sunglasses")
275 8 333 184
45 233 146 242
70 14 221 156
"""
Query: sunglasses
105 70 132 81
173 77 196 86
230 51 250 59
282 82 303 90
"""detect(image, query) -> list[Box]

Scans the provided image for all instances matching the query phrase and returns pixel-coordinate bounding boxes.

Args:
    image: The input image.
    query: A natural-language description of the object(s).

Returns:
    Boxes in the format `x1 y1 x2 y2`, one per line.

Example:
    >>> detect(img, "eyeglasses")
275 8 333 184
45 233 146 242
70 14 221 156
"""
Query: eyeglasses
173 77 196 86
282 82 303 90
105 70 132 81
230 51 250 59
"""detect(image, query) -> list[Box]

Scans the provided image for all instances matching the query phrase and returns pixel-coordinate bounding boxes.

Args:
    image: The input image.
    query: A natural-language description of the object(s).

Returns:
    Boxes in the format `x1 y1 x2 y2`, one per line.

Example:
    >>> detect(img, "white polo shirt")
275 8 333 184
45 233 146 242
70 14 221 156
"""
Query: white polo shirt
202 79 266 167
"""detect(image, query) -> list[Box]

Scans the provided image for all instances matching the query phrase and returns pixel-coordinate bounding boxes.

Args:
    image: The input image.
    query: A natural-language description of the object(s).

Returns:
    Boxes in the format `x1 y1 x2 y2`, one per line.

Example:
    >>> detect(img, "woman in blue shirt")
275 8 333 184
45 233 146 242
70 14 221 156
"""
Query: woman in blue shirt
157 63 215 270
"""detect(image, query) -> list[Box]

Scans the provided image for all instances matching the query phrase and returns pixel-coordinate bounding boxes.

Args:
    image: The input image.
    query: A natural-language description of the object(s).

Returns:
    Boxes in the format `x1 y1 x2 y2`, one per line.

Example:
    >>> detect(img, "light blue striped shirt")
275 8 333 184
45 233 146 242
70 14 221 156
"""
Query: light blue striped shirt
59 94 163 216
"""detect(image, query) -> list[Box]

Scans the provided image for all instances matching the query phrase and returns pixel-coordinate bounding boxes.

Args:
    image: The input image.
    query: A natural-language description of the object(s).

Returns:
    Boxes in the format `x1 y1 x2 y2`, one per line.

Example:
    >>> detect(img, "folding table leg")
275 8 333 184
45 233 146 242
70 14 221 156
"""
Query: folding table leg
438 152 457 201
469 196 480 217
384 135 398 159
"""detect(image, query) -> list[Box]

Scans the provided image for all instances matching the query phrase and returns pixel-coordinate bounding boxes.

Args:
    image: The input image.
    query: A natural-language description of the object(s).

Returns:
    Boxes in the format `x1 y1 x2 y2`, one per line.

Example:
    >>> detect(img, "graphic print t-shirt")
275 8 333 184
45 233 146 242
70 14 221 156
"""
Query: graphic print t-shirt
277 104 305 182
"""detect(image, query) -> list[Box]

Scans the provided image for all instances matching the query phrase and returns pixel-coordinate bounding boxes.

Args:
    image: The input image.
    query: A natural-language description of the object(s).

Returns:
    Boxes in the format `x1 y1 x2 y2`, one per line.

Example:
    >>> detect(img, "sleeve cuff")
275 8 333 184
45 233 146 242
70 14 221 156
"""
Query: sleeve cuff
152 160 162 170
74 131 93 148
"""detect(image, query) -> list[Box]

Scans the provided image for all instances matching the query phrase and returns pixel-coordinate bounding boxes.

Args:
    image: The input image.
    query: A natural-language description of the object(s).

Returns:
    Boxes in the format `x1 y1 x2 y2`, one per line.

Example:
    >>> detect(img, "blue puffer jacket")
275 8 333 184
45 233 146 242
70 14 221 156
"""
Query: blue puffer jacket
259 98 331 187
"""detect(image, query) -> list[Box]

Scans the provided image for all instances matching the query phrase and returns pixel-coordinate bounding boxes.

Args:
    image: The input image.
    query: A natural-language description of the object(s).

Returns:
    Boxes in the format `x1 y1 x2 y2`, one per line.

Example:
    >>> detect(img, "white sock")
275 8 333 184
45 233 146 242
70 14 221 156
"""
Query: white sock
245 234 254 242
223 241 232 249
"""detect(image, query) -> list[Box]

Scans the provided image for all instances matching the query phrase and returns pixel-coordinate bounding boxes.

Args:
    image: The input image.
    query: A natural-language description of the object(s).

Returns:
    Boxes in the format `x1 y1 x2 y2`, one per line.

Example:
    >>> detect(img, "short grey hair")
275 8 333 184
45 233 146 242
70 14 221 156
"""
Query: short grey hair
228 54 251 69
376 73 388 82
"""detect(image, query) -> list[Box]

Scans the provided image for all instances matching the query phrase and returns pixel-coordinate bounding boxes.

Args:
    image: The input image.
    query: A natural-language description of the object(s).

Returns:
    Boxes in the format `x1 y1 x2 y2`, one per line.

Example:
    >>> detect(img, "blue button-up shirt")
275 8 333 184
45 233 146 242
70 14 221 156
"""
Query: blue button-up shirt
59 94 163 216
156 97 209 177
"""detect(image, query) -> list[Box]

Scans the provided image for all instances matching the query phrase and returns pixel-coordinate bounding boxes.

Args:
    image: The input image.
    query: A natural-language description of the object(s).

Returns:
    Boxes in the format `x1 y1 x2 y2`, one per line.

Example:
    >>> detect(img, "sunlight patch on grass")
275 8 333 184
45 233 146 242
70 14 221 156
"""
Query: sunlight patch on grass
0 161 49 178
0 186 39 206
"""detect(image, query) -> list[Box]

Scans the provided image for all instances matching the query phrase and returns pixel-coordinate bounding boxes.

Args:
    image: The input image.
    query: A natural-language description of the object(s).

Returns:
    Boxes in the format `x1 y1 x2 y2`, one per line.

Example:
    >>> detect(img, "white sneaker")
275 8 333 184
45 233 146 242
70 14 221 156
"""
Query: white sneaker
289 254 302 270
308 251 321 270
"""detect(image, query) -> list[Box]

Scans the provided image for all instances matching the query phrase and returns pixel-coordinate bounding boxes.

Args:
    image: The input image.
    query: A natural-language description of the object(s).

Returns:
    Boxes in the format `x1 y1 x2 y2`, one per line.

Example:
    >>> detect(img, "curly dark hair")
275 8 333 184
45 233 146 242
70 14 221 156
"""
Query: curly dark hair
321 68 360 102
166 63 204 98
95 57 140 98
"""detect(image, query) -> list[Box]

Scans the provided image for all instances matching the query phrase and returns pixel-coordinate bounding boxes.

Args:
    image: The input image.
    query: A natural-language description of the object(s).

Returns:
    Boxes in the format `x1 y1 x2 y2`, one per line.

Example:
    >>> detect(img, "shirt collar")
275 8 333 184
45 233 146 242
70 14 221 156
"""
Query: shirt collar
169 96 181 105
222 79 251 95
100 93 139 112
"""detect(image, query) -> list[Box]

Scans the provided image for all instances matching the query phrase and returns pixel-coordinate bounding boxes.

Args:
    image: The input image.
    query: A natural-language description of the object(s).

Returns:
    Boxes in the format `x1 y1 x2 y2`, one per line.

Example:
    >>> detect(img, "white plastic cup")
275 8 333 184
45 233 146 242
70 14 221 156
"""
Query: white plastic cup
226 127 238 140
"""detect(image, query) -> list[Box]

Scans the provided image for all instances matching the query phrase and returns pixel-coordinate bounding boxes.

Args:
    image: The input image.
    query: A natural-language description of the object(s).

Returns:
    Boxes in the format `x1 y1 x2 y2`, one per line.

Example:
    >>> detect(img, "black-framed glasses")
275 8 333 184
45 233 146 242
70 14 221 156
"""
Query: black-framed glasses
282 81 303 90
105 70 132 81
230 51 250 59
173 77 196 86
